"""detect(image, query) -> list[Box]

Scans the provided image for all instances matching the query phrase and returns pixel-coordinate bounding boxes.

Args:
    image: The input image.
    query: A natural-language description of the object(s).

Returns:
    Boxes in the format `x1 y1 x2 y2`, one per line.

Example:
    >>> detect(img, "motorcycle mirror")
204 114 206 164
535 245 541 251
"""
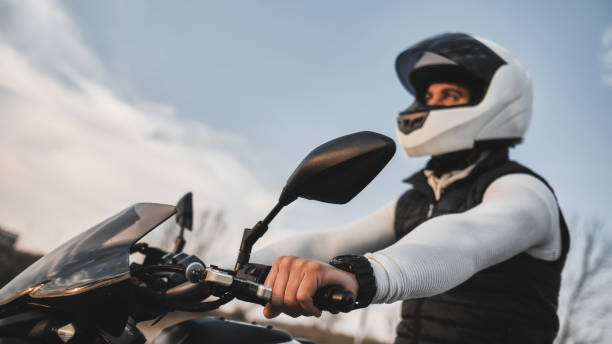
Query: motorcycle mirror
278 131 396 206
173 192 193 253
176 192 193 231
234 131 395 270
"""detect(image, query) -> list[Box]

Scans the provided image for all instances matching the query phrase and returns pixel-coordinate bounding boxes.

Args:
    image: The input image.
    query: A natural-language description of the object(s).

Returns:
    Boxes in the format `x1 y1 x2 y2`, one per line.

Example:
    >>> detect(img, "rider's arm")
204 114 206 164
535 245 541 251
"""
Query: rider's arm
366 173 562 304
251 200 397 265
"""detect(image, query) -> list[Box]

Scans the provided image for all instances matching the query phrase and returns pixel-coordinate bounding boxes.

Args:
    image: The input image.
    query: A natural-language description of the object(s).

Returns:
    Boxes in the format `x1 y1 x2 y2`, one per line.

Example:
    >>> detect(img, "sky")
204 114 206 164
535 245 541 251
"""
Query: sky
2 0 611 250
0 1 611 340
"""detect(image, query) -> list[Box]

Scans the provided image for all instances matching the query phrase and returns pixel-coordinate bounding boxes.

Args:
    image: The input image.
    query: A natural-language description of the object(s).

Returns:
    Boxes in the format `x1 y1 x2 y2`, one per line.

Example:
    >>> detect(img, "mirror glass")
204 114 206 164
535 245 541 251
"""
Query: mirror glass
279 131 395 205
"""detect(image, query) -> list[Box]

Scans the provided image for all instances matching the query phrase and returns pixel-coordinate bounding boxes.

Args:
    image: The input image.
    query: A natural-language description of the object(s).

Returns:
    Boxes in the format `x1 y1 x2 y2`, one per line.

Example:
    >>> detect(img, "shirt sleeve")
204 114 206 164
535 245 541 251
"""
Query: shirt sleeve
250 200 398 265
365 173 561 304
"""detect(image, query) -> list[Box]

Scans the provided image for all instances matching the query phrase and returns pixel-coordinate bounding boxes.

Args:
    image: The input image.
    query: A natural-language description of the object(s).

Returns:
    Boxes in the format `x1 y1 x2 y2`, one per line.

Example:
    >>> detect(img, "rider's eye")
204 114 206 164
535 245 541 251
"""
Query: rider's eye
441 89 464 103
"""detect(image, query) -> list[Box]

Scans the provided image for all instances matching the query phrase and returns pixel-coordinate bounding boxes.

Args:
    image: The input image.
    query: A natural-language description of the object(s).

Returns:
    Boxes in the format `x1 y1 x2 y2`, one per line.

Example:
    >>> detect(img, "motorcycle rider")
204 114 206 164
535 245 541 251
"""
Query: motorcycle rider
254 33 569 343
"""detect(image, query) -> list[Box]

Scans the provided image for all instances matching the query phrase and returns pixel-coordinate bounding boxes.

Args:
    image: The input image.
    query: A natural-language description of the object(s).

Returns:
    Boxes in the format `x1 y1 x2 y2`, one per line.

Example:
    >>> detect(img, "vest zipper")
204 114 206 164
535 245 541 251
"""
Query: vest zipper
427 203 435 218
426 173 445 218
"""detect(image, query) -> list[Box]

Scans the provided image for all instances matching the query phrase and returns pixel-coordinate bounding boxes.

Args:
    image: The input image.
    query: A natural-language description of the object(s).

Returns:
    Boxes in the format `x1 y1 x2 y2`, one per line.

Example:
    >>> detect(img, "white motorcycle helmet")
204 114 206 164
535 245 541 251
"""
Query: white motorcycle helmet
395 33 533 157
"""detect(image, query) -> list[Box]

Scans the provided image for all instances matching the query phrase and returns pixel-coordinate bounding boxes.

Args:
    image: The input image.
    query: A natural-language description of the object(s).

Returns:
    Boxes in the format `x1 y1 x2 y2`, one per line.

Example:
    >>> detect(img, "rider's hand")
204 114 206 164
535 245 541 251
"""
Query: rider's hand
263 256 358 318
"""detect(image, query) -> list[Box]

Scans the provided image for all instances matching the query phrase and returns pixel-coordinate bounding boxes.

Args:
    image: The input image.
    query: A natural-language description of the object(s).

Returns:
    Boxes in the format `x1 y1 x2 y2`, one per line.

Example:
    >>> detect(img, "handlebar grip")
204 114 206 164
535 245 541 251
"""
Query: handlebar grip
238 264 355 313
313 285 355 314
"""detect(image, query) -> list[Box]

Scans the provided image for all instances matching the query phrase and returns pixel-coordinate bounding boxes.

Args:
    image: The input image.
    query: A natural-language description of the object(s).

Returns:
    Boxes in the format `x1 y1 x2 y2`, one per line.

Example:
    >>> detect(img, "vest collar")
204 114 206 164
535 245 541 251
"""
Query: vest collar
403 149 510 199
424 160 481 201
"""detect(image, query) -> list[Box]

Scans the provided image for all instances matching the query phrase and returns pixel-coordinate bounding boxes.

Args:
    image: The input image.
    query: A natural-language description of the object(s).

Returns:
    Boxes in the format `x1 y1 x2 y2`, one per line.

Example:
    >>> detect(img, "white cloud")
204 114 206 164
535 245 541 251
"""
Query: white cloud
0 0 275 253
601 24 612 87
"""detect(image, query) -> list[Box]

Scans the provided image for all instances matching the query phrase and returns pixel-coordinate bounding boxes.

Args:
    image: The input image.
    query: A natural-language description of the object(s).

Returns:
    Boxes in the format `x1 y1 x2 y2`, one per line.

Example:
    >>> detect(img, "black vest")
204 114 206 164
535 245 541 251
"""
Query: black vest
394 150 570 344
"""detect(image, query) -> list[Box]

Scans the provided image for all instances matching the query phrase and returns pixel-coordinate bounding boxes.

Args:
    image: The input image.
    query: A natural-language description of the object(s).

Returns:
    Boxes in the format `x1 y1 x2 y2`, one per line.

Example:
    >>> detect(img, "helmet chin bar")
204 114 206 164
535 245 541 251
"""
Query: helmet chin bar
397 124 523 158
395 102 486 157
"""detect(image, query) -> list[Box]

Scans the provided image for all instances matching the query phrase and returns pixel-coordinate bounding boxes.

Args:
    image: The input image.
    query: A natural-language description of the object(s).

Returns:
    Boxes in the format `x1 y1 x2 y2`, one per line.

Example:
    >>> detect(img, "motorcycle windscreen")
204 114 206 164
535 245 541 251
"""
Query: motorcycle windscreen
0 203 176 306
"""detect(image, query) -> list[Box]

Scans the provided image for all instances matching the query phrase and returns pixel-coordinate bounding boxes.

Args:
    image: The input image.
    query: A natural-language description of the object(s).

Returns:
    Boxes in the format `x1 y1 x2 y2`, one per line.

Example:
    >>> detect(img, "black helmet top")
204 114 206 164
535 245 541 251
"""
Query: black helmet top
395 33 507 104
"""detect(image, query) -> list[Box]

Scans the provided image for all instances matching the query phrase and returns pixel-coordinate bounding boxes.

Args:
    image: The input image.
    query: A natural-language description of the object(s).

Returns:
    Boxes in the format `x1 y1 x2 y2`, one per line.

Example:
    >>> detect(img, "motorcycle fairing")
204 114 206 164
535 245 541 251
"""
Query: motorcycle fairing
151 317 302 344
0 203 176 306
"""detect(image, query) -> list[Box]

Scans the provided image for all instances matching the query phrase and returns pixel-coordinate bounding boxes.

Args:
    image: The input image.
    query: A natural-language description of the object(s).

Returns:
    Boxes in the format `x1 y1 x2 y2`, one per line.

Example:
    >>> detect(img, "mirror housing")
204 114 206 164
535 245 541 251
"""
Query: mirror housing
278 131 396 206
175 192 193 231
173 192 193 254
235 131 395 270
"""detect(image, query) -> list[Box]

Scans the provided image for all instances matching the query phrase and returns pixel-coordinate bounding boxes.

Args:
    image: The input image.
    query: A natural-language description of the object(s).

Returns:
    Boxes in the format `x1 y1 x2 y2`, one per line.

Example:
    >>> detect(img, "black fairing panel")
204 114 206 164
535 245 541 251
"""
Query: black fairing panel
0 203 176 306
151 317 294 344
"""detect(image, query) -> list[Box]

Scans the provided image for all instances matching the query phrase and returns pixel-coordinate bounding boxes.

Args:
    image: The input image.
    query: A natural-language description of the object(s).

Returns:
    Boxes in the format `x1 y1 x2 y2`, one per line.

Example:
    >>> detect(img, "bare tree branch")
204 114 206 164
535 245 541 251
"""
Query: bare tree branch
556 218 612 344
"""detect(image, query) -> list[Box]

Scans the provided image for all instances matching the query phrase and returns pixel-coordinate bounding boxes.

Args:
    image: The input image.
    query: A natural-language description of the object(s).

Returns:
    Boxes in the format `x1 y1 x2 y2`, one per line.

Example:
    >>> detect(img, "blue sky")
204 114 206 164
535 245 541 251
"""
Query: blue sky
64 1 612 224
1 0 611 251
0 1 610 340
0 0 609 251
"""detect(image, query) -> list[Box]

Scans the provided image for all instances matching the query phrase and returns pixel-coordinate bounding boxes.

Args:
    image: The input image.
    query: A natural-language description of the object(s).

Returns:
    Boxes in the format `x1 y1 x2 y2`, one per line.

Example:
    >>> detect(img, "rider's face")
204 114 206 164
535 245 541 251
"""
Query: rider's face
424 83 471 106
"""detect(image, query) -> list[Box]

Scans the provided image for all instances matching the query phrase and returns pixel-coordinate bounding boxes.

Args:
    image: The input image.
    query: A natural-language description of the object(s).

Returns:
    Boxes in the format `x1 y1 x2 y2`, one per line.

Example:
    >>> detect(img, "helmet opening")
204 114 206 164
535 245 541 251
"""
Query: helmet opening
409 64 487 106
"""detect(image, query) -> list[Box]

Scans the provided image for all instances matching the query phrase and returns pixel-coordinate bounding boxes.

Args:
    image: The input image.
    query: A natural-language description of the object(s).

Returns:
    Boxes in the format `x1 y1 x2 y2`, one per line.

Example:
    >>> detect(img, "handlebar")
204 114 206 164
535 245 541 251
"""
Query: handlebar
161 262 355 314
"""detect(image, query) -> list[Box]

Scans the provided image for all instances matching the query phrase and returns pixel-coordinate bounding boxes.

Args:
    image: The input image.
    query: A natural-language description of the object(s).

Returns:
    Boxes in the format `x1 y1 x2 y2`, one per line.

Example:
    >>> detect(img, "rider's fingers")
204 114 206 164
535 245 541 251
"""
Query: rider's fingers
264 260 278 288
263 303 281 319
296 262 322 317
263 259 280 318
283 259 307 311
269 256 295 309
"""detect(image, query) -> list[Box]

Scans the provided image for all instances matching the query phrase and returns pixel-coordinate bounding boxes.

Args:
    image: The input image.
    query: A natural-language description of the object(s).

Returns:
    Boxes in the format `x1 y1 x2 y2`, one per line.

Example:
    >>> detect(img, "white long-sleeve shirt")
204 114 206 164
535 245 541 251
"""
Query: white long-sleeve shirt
251 171 561 304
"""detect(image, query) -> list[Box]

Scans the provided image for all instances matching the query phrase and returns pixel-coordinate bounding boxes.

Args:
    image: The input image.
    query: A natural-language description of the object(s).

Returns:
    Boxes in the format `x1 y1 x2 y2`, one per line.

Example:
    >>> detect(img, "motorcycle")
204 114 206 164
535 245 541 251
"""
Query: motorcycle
0 131 395 343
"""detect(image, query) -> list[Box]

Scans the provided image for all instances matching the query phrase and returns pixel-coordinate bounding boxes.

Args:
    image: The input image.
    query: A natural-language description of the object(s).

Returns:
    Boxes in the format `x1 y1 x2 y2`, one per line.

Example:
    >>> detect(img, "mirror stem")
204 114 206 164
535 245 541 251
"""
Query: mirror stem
235 202 284 270
173 226 186 254
262 202 284 226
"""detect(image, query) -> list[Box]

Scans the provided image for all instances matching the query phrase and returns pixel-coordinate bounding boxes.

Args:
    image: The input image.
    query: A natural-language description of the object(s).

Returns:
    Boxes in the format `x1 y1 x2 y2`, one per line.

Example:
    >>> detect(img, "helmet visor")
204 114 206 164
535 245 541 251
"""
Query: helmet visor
395 33 506 95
